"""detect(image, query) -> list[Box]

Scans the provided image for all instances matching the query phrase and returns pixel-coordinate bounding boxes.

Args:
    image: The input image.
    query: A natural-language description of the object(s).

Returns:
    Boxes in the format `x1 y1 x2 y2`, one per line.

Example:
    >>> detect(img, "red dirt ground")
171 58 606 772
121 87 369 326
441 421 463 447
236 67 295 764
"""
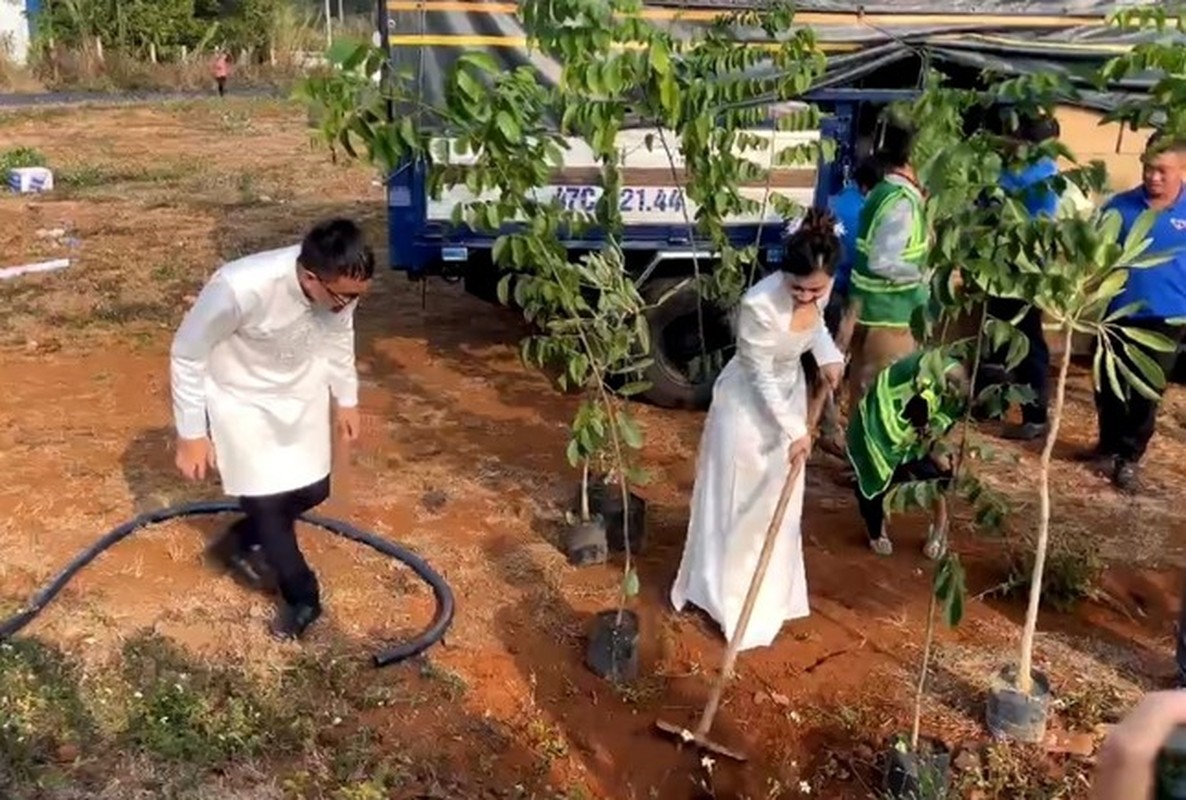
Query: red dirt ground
1 100 1184 799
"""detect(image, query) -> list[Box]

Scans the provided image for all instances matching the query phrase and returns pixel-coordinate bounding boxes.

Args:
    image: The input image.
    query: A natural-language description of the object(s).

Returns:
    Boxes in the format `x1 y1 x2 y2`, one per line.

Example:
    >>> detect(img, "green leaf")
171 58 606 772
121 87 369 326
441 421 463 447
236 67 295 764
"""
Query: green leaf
1122 339 1167 391
327 40 366 68
1118 208 1158 264
618 413 644 449
1088 269 1128 307
496 111 521 143
934 554 966 627
1103 348 1125 400
1118 325 1176 352
619 381 650 397
1114 345 1163 400
650 39 671 76
1104 301 1146 322
457 51 501 74
496 274 513 306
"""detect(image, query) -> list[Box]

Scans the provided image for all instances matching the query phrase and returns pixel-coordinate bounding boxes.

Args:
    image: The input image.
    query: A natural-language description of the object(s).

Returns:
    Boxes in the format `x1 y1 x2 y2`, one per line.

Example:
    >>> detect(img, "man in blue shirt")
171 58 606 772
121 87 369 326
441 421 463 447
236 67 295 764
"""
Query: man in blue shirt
1093 132 1186 493
984 113 1062 441
827 157 883 320
817 157 881 455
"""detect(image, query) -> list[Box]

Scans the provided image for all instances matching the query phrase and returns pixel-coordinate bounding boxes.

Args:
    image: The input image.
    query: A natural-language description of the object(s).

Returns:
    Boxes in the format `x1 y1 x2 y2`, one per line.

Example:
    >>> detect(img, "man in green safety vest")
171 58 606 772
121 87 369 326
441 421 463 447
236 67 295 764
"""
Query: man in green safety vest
841 115 931 408
846 350 966 556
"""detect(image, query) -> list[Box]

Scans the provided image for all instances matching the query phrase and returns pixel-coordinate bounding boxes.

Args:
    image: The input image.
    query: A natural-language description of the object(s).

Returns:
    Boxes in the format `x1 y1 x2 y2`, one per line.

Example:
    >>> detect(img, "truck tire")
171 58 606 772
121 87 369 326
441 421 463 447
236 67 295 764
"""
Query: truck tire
463 263 501 304
639 277 733 410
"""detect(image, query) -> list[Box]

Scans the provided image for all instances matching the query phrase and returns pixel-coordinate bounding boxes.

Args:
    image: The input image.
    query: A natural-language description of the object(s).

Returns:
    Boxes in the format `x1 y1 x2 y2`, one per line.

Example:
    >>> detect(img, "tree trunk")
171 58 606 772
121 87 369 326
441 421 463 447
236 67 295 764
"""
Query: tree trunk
149 42 157 64
910 572 939 750
1017 325 1074 695
325 0 334 47
580 459 590 521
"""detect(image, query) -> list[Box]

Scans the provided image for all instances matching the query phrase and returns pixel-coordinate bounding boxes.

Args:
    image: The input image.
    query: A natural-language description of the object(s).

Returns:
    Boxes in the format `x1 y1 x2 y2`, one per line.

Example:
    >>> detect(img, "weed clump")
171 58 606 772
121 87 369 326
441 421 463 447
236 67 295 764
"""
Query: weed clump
119 631 303 764
0 640 94 786
1005 535 1103 613
0 146 47 172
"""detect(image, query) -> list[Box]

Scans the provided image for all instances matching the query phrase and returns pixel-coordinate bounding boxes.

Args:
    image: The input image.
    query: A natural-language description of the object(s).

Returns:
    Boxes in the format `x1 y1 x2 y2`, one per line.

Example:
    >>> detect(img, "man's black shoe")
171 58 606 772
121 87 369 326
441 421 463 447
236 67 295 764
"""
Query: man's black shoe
270 603 322 641
208 525 277 593
1112 460 1141 494
1001 421 1048 442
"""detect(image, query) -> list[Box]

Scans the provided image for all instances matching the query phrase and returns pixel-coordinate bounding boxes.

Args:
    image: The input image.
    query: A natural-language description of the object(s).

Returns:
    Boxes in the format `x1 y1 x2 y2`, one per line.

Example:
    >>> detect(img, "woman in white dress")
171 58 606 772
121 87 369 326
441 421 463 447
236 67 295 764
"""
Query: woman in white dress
670 208 845 651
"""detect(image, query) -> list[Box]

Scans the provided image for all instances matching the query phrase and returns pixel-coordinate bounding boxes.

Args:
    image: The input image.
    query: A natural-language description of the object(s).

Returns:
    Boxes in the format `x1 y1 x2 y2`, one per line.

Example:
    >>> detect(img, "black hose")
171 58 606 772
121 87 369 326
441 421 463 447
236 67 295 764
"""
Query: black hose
0 501 454 668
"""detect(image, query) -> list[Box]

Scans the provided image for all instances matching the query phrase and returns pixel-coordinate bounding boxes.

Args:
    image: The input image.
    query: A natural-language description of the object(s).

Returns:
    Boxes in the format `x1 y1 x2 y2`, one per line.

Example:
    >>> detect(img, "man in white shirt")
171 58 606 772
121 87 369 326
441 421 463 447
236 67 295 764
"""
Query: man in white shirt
170 218 372 640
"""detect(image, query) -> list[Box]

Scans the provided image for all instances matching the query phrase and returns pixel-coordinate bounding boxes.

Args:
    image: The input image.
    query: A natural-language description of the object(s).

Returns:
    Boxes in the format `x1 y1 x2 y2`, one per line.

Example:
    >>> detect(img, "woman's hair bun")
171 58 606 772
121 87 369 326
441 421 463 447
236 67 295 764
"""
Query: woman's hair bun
782 206 841 276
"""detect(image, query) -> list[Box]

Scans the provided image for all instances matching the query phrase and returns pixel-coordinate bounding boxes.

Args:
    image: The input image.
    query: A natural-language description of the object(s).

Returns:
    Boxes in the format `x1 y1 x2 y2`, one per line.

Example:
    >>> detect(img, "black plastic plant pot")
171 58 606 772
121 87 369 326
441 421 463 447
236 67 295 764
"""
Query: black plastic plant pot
883 735 951 799
565 516 608 567
986 665 1052 743
585 481 647 555
585 609 640 684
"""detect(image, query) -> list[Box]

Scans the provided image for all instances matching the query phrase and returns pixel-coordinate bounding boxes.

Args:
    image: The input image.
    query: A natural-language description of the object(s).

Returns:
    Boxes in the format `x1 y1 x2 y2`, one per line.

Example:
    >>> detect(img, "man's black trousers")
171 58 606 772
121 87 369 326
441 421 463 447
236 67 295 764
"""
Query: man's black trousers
1094 318 1186 464
985 297 1050 426
232 475 330 609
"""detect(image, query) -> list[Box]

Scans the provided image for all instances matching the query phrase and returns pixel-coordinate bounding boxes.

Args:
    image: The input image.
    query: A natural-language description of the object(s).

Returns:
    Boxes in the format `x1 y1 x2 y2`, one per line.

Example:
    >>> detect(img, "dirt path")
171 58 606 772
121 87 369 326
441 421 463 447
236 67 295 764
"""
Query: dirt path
1 98 1184 799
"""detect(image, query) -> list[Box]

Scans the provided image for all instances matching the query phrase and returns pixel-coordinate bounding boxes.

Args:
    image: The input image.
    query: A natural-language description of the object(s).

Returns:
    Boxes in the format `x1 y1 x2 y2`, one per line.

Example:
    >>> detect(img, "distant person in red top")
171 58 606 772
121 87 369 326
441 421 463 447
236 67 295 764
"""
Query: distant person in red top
213 50 230 98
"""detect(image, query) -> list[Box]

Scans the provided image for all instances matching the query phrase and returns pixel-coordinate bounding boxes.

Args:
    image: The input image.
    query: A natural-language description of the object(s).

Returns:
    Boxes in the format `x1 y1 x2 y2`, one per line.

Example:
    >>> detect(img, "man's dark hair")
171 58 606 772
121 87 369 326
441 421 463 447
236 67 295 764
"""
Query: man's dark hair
875 114 915 170
853 157 883 192
299 218 375 280
1019 112 1060 144
1145 131 1186 158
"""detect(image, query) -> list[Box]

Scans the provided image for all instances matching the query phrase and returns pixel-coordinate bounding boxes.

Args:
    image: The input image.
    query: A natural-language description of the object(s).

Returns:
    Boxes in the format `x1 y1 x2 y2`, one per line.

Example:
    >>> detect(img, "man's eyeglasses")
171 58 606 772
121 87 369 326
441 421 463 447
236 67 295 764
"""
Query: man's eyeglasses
316 277 362 307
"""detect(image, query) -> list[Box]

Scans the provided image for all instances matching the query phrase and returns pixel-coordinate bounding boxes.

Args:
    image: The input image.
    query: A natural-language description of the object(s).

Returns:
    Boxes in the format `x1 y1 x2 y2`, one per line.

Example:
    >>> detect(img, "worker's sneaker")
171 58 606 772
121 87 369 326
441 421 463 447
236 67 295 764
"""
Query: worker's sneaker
270 603 322 641
922 525 946 560
869 535 894 556
1001 421 1048 442
1112 460 1141 494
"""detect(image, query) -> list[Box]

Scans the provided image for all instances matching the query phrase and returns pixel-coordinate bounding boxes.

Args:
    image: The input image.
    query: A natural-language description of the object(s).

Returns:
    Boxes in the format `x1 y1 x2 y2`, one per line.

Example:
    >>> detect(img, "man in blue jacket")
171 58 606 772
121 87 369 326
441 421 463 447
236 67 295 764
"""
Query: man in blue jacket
984 113 1062 441
1094 133 1186 493
827 156 883 331
815 157 883 455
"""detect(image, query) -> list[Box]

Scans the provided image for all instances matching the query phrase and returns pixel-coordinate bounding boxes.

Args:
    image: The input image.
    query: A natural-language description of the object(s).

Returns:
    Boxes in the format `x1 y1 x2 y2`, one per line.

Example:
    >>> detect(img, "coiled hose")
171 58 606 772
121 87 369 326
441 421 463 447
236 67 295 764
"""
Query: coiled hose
0 500 454 667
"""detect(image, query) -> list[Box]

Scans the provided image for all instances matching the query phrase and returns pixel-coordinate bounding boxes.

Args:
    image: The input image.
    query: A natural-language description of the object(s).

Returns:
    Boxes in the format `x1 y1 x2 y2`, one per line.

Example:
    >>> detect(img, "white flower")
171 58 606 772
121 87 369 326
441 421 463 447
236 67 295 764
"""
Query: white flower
701 755 715 774
834 220 847 236
798 780 812 794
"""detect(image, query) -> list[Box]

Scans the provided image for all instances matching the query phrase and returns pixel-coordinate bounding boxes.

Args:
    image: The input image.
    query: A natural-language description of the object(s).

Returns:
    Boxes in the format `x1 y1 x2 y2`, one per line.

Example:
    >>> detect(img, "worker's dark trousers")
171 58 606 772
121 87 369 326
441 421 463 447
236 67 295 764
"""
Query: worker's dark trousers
985 297 1050 425
856 458 952 541
233 476 330 609
1094 319 1185 464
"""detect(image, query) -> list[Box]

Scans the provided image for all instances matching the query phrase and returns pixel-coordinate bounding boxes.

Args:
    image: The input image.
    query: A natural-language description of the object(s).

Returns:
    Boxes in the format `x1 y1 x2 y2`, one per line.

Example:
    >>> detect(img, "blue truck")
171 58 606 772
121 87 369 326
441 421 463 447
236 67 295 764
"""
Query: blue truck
382 87 919 409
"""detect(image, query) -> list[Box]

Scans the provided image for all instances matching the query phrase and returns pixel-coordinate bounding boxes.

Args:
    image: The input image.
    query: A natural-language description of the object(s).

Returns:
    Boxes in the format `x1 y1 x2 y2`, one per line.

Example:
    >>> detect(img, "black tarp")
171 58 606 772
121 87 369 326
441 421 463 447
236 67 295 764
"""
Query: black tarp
381 0 1170 112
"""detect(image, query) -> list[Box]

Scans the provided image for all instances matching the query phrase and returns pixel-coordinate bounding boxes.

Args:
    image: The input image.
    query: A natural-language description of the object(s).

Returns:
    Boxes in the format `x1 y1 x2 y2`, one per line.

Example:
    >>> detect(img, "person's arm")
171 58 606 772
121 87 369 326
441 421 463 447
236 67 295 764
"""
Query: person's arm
735 299 807 443
810 311 844 367
170 276 243 439
1093 690 1186 800
322 301 360 409
865 197 923 284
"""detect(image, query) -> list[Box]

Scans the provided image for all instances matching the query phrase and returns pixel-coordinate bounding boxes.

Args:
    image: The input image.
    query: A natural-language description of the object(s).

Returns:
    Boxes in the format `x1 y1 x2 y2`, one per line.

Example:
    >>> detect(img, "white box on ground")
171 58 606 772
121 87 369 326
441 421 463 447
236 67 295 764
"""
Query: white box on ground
7 167 55 193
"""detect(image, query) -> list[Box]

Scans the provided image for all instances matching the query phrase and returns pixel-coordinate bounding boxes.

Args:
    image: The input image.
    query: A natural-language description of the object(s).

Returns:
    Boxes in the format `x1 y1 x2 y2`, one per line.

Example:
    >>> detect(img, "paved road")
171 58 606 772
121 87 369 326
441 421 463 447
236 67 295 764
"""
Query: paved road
0 87 282 110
